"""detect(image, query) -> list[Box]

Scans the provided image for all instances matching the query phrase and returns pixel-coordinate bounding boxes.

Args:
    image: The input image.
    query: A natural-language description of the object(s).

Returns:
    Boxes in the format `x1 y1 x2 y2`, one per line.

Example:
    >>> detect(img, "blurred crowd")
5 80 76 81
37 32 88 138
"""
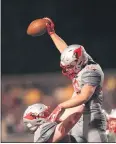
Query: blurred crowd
1 72 116 142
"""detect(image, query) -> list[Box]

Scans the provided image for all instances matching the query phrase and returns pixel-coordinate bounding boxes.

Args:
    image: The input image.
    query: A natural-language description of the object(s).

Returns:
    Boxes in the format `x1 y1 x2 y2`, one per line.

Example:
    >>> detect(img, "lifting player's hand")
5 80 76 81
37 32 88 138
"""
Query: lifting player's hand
48 105 64 122
43 17 55 35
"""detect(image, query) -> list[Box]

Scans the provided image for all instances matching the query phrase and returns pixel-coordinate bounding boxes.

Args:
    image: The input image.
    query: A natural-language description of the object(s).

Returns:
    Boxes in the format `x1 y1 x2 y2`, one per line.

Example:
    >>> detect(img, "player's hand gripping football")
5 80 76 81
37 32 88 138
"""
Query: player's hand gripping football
48 105 64 122
43 17 55 35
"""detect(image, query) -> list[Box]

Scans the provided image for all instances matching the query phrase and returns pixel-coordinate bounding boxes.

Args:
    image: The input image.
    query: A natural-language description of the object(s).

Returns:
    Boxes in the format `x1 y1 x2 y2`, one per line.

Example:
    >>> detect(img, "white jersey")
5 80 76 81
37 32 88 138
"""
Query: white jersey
72 63 104 109
34 121 57 142
70 62 108 142
34 121 71 143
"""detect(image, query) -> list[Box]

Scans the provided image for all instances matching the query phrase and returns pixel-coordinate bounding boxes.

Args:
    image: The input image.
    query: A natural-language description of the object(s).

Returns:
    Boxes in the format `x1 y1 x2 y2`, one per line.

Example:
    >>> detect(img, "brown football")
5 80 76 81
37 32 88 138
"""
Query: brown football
27 18 49 36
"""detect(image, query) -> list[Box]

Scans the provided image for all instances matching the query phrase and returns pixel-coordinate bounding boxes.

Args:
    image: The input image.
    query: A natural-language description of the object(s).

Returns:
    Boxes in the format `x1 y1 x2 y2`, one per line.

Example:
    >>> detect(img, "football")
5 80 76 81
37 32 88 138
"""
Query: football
27 18 50 36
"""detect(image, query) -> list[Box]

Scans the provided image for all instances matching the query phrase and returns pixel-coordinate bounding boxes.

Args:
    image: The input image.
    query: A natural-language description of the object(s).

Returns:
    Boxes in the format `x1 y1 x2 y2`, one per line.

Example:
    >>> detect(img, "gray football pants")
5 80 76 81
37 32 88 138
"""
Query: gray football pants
70 114 108 142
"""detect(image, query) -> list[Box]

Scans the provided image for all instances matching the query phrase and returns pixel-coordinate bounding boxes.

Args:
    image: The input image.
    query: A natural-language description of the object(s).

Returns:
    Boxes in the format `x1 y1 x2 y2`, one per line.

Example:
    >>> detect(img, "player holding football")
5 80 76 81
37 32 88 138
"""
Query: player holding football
43 17 108 142
23 103 84 142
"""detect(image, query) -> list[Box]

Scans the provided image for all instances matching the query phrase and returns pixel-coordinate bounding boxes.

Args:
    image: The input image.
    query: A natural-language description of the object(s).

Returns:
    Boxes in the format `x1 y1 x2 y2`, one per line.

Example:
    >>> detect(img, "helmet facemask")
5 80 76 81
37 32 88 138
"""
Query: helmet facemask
60 46 85 79
60 60 80 79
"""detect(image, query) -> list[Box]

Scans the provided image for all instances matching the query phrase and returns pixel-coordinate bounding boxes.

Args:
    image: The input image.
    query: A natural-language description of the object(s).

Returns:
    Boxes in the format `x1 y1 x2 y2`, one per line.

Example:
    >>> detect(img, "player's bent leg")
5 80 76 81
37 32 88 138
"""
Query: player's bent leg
51 109 84 142
70 116 87 142
59 104 85 121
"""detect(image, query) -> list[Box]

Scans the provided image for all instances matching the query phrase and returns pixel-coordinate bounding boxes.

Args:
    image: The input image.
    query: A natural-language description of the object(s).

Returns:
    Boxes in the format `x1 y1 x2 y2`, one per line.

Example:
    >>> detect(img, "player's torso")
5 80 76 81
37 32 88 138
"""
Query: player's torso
72 64 104 112
72 63 104 90
71 64 107 131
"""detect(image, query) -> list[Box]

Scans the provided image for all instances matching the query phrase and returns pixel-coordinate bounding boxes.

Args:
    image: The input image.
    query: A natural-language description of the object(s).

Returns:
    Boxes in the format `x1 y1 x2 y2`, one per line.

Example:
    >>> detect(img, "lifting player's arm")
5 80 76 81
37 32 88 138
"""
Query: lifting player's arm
44 17 68 53
35 104 84 143
49 104 85 142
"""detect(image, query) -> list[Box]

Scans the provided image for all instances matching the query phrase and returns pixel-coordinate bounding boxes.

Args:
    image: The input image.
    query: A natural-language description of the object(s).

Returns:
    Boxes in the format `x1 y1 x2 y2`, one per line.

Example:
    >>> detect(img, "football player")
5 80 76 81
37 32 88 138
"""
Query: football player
44 17 108 142
107 109 116 142
23 103 84 142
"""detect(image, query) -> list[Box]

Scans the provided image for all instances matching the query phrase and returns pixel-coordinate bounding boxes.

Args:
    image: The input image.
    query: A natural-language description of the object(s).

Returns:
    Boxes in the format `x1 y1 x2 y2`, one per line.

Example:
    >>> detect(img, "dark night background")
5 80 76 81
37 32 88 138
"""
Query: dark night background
2 0 116 75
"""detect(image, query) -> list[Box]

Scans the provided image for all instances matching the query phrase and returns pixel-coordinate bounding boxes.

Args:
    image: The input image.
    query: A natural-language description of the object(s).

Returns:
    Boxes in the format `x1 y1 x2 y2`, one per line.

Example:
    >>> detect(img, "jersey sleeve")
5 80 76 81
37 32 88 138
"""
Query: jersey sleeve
82 69 101 87
34 122 57 143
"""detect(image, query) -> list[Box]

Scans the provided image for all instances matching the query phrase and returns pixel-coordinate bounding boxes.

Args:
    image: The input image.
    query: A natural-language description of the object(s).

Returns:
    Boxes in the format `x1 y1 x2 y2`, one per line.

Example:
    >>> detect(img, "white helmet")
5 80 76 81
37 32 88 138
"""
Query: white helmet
60 44 89 79
108 109 116 133
23 103 50 132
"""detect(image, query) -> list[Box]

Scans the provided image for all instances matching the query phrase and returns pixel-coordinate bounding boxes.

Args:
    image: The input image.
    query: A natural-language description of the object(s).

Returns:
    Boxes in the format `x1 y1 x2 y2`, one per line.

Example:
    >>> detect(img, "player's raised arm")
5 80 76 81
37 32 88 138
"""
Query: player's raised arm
44 17 68 53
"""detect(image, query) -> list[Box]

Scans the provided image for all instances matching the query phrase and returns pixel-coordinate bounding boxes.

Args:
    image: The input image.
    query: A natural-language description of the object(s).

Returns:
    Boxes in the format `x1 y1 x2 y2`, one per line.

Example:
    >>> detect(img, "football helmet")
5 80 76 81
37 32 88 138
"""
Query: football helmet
60 44 89 79
108 109 116 133
23 103 50 132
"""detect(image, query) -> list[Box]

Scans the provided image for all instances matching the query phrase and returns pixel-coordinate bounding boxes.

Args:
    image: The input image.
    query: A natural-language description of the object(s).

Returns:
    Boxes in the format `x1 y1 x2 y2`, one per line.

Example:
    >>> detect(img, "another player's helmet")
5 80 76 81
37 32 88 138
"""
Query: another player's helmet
60 44 89 79
108 109 116 133
23 103 50 132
